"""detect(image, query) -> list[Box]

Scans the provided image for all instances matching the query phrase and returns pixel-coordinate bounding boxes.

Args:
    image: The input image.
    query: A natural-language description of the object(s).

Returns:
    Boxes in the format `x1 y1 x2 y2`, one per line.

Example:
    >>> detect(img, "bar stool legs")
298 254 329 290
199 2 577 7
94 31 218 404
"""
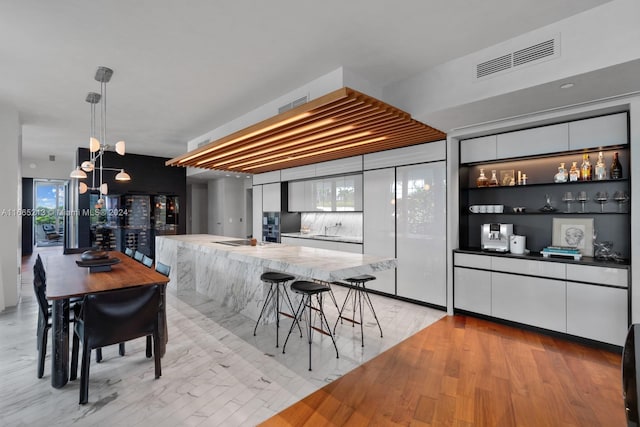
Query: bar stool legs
253 272 301 348
333 275 383 347
283 281 339 371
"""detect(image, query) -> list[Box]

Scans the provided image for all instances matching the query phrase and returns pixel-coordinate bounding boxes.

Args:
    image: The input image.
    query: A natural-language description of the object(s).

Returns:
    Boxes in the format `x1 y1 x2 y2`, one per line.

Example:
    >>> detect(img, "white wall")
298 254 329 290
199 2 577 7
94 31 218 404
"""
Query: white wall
188 183 208 234
385 0 640 123
0 102 21 311
22 155 73 180
207 177 248 238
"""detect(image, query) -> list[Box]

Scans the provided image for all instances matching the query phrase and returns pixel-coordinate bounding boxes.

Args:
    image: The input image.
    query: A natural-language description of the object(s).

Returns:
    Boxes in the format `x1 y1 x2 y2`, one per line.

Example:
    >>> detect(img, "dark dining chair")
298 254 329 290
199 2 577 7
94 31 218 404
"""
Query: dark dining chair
70 284 162 404
142 255 154 268
33 255 79 378
623 324 640 426
124 247 134 257
155 261 170 277
133 250 144 262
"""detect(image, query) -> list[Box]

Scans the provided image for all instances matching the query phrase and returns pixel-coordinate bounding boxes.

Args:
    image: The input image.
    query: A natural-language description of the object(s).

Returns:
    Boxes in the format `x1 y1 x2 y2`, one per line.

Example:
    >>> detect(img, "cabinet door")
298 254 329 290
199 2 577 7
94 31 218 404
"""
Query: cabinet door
460 135 497 164
496 123 568 159
335 174 363 211
491 272 566 333
363 168 396 294
288 181 305 212
333 241 363 254
396 162 446 305
566 282 628 346
454 267 491 315
262 182 281 212
252 186 263 240
569 113 628 150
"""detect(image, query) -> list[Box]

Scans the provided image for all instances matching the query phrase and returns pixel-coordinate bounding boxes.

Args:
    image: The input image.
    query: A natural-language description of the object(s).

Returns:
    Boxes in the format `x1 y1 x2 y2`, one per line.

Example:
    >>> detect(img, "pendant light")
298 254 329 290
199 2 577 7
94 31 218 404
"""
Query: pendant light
69 66 132 197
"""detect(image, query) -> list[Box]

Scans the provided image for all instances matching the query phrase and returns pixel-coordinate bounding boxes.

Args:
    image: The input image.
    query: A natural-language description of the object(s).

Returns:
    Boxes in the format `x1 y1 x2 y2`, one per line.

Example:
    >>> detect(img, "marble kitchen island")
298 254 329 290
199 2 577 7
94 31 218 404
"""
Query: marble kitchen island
155 234 396 321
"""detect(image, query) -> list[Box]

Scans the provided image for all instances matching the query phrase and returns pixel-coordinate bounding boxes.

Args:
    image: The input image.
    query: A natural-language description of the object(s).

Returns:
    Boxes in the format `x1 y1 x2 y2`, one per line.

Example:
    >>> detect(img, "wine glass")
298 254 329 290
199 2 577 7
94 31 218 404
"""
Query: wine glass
576 191 588 213
594 191 608 213
562 191 574 213
613 191 629 213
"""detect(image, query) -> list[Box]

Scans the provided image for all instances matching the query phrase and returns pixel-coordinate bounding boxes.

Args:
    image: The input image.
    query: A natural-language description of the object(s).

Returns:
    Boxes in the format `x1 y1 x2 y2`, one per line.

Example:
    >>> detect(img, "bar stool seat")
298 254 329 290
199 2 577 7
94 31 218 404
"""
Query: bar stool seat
283 280 339 371
253 271 300 348
334 274 383 347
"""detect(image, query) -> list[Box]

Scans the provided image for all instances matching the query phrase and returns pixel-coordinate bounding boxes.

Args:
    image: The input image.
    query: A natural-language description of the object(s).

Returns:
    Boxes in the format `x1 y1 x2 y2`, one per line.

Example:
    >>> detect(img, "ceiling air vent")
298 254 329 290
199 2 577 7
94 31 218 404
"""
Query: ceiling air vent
513 39 555 67
475 34 560 80
477 54 512 79
278 95 308 114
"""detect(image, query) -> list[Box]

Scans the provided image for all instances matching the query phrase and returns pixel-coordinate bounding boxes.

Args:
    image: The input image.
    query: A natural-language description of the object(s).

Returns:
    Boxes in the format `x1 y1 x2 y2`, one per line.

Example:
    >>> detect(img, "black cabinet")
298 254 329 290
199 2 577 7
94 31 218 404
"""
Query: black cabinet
459 147 631 259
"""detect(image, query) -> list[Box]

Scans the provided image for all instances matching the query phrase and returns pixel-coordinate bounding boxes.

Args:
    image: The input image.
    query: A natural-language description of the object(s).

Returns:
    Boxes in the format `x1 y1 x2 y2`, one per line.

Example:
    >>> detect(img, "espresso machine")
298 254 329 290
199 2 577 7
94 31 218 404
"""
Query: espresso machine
481 223 513 252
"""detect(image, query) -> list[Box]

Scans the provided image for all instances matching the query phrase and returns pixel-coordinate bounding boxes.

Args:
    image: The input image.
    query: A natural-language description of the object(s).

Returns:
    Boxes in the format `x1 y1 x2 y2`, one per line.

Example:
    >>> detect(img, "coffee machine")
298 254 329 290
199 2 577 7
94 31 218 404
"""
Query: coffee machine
481 223 513 252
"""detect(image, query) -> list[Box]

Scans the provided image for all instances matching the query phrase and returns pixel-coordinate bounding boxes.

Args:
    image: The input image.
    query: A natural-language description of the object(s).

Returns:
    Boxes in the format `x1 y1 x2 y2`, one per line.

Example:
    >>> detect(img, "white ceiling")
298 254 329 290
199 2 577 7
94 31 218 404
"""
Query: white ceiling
0 0 615 168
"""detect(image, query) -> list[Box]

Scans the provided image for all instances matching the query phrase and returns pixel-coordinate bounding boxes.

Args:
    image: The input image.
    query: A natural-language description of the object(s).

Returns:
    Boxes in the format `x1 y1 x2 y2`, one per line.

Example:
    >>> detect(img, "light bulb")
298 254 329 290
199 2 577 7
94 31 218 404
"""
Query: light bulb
70 166 87 179
80 160 94 172
115 140 126 156
115 169 131 181
79 182 88 194
90 137 101 153
100 183 108 195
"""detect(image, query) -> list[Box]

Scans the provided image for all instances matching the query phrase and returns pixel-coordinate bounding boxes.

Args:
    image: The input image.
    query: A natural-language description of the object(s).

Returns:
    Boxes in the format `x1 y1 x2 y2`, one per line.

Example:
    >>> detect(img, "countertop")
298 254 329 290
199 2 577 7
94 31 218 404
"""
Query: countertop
156 234 392 282
454 248 629 269
281 232 363 244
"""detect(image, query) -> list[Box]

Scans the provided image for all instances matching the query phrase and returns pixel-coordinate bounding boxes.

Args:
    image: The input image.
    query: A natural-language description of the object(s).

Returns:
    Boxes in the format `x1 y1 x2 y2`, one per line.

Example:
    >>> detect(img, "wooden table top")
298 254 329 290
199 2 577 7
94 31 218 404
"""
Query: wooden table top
44 251 170 300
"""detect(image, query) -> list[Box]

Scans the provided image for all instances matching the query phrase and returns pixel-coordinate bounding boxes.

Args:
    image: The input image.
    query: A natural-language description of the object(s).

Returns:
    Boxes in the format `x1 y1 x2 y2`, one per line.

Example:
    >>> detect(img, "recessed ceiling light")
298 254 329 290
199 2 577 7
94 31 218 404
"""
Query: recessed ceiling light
560 83 574 89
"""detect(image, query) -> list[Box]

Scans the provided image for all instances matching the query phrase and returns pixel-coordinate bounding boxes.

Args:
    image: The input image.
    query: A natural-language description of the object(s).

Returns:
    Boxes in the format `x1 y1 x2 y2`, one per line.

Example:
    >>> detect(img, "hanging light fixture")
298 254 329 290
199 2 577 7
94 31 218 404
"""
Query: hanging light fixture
69 66 131 203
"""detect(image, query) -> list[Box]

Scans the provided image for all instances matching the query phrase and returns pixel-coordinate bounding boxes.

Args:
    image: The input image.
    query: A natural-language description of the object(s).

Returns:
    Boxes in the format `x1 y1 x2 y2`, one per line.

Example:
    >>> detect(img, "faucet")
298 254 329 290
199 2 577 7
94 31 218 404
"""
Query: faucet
324 222 342 235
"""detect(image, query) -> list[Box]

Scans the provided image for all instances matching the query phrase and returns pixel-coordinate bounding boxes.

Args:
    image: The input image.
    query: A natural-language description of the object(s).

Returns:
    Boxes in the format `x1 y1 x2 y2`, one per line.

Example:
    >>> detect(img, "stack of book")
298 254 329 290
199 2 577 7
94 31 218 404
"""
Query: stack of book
541 246 582 260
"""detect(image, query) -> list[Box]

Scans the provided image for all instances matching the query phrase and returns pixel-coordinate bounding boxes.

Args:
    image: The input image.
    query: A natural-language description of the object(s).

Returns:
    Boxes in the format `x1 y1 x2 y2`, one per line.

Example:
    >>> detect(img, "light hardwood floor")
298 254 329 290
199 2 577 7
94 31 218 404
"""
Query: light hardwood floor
1 248 444 426
261 315 626 426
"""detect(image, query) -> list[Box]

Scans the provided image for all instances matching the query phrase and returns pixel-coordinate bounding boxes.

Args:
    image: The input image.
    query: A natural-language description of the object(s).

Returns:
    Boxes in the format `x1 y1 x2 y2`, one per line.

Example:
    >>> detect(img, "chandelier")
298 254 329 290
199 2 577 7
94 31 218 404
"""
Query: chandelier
70 66 131 208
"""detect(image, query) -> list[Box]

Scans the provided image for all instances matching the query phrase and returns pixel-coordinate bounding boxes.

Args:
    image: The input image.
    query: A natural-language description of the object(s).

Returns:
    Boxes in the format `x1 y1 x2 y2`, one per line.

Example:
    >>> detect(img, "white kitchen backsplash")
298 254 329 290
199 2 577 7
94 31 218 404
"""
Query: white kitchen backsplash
301 212 362 239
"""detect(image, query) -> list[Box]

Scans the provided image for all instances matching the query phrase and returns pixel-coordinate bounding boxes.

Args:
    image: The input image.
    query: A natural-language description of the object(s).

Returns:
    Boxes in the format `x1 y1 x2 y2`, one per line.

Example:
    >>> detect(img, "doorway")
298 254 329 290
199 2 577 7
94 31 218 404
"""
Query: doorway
34 179 67 247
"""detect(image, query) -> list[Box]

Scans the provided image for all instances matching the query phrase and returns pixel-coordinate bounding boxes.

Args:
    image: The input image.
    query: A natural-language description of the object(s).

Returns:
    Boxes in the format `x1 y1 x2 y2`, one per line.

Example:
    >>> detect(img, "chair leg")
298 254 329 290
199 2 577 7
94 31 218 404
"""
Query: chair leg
95 348 102 363
146 336 152 358
253 283 275 336
153 330 161 379
282 297 305 354
79 343 91 404
119 342 126 356
317 293 339 360
333 287 354 334
362 283 383 338
37 325 48 379
281 285 303 338
70 331 79 381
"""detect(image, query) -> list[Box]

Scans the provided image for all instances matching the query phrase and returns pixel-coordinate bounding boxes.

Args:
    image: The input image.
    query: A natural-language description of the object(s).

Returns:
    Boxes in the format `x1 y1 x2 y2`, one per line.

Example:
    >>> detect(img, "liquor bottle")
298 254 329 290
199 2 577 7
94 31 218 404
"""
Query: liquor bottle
488 169 499 187
554 162 567 183
569 161 580 182
610 152 623 179
476 168 488 187
580 154 592 181
594 151 607 180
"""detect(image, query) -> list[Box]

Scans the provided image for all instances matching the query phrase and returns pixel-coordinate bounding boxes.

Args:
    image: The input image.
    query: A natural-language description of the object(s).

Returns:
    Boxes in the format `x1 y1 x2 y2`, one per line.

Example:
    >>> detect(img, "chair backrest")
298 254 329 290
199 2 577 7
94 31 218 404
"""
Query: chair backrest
133 251 144 262
33 258 49 321
79 285 161 350
142 255 153 268
155 261 171 277
124 247 134 257
623 324 640 426
42 224 55 233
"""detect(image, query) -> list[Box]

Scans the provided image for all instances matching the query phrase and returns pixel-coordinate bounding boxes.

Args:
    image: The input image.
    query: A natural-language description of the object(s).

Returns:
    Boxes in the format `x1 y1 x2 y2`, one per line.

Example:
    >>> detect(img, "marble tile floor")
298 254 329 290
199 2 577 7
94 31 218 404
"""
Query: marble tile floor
0 264 444 426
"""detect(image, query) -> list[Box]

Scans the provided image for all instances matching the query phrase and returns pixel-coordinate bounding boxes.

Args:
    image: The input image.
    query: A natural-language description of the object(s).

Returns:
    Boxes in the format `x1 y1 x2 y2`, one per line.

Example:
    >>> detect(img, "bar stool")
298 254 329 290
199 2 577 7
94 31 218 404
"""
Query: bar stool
333 274 383 347
283 280 339 371
253 271 300 347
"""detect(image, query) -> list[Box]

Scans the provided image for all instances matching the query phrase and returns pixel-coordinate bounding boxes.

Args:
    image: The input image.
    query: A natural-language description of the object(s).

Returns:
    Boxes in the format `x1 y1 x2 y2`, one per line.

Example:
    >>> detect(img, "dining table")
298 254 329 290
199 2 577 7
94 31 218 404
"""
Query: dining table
43 251 170 389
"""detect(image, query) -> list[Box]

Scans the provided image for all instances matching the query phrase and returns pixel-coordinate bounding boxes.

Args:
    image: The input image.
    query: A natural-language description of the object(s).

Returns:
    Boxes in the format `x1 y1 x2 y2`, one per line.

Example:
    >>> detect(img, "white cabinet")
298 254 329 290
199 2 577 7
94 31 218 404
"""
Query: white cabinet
460 135 497 164
314 156 362 176
569 113 628 150
252 186 263 240
281 164 315 181
364 140 446 169
566 282 628 346
396 161 446 305
454 267 491 315
491 272 566 333
262 183 281 212
363 168 396 294
496 123 568 159
288 181 305 212
491 257 565 280
566 263 628 288
253 171 281 185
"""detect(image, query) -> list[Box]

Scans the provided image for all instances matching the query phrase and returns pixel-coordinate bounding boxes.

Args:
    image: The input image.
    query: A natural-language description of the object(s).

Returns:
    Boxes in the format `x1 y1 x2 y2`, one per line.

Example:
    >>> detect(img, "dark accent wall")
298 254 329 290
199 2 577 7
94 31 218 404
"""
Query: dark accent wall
21 178 33 255
76 148 187 248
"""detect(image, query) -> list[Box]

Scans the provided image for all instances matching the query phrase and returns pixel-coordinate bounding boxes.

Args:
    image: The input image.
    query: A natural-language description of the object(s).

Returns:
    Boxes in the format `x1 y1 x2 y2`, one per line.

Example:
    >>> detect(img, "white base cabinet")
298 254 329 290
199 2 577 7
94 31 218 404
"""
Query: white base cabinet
454 252 629 346
566 282 628 345
454 267 491 316
491 272 566 333
281 236 362 253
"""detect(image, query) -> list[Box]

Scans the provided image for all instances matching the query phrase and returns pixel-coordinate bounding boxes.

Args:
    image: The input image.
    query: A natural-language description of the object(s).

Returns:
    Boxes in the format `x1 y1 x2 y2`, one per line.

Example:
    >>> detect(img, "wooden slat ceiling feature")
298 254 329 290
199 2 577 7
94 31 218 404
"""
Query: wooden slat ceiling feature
166 87 446 174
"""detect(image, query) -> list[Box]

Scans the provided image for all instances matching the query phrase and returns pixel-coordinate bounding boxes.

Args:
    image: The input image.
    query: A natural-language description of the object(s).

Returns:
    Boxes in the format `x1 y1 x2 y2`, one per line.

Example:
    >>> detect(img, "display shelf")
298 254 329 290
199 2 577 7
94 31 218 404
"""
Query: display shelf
468 178 628 191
